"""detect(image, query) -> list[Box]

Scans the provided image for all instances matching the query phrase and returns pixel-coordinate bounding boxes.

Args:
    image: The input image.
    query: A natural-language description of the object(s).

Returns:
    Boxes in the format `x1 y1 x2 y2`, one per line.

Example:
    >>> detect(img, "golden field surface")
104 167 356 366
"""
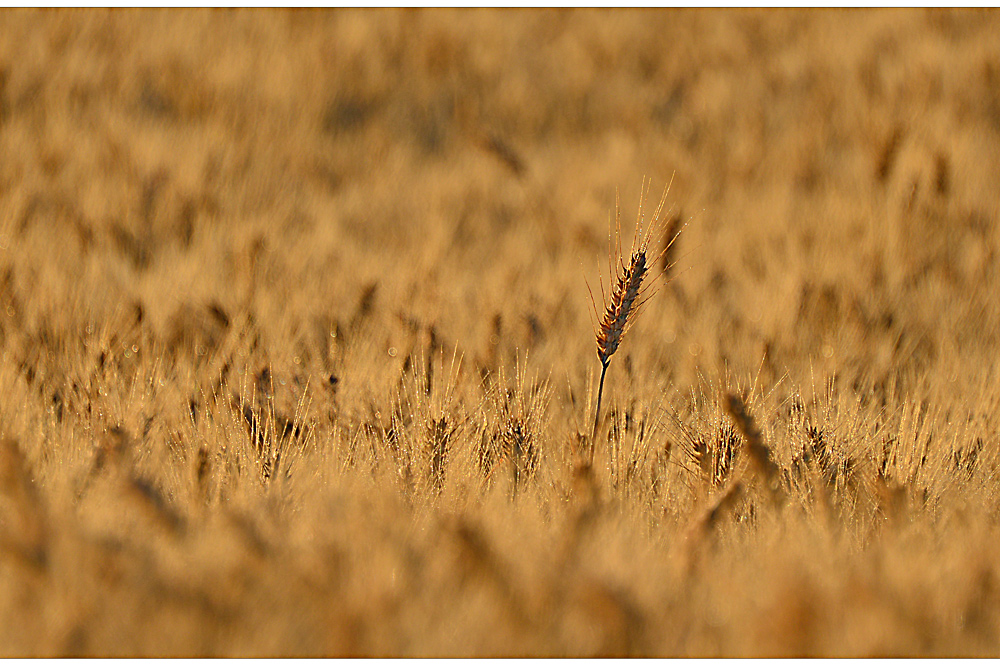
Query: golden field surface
1 8 1000 656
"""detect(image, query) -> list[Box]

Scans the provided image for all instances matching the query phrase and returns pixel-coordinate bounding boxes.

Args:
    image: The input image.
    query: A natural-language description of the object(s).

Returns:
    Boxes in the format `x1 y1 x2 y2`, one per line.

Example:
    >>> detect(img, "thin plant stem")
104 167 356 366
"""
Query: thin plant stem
591 360 609 463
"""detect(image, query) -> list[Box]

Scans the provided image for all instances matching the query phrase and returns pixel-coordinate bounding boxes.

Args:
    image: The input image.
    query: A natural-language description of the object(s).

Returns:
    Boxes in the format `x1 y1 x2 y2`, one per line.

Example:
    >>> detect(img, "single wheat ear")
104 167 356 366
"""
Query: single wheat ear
596 247 647 366
589 177 679 449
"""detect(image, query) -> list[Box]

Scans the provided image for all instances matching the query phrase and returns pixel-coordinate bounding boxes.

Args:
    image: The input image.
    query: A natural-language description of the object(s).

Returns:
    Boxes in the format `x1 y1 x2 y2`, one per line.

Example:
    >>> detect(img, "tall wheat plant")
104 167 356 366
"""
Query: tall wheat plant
589 178 681 458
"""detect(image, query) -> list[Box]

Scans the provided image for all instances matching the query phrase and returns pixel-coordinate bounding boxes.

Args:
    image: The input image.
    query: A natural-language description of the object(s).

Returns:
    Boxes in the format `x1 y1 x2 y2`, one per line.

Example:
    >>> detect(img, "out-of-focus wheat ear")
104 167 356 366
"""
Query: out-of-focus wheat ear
124 475 186 536
660 210 684 276
690 478 744 536
724 392 783 502
679 477 745 578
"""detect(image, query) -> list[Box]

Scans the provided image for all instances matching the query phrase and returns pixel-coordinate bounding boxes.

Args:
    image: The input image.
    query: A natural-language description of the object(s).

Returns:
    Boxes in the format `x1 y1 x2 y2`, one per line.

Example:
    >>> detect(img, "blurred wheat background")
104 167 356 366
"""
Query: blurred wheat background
2 8 1000 656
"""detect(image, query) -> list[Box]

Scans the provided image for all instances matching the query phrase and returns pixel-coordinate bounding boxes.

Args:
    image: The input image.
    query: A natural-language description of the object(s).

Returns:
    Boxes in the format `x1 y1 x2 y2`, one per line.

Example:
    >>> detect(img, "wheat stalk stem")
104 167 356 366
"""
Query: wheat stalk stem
591 360 609 459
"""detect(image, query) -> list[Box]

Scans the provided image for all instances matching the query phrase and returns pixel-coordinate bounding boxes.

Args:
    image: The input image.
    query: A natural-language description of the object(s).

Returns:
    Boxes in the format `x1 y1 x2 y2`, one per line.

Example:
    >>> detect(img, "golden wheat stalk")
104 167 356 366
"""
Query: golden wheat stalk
589 178 678 449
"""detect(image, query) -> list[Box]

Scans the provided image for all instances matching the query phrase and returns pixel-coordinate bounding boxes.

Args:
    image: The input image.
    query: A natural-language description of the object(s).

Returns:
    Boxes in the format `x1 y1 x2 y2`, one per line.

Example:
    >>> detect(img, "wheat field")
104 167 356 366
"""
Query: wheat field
1 8 1000 656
